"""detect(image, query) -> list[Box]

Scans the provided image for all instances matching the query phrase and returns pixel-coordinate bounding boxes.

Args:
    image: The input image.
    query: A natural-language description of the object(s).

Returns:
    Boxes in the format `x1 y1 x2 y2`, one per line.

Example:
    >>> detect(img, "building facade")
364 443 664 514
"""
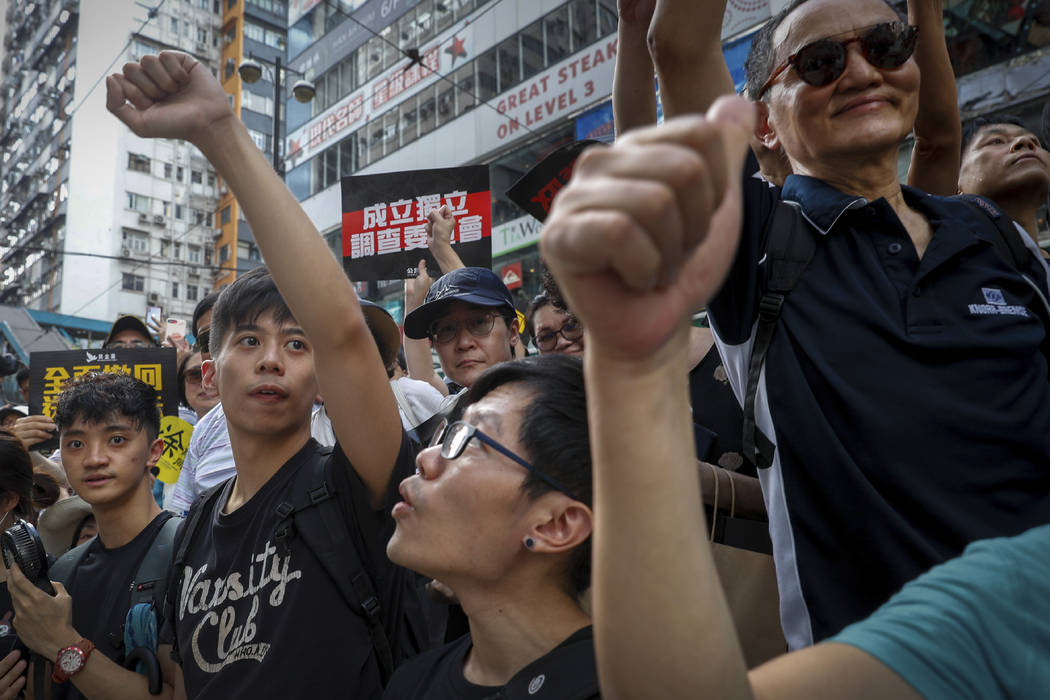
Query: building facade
1 0 223 324
283 0 1050 324
213 0 290 289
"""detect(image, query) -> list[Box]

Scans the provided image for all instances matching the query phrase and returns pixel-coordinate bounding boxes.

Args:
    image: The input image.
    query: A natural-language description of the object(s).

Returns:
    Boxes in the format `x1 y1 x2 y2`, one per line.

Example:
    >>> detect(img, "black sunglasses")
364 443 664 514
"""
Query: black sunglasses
193 329 210 354
758 22 919 99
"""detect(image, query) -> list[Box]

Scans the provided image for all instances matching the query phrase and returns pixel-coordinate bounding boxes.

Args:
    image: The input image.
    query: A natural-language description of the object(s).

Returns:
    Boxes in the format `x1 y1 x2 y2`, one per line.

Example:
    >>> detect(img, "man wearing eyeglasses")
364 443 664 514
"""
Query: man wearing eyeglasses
103 316 158 350
403 267 521 402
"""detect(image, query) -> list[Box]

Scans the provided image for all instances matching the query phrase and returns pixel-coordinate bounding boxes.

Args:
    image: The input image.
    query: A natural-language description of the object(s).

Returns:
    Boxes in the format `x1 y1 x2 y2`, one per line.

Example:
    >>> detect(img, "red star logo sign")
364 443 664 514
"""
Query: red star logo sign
445 35 467 65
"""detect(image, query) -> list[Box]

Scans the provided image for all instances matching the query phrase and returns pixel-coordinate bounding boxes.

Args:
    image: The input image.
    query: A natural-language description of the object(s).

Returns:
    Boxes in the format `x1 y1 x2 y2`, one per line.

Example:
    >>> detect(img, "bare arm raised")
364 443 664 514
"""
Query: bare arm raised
907 0 960 195
613 0 659 136
646 0 734 119
541 97 754 697
543 97 923 700
106 53 402 505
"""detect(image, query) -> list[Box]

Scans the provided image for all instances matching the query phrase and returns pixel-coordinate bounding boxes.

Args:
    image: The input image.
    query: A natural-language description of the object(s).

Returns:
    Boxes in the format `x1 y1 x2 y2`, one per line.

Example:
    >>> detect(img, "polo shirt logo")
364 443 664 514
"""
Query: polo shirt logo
982 288 1007 305
969 287 1029 317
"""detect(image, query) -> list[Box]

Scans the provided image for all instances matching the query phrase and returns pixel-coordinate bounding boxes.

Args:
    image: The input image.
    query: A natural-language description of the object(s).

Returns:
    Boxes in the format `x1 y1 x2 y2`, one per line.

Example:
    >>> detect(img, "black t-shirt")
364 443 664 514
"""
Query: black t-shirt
382 626 599 700
51 512 173 700
170 437 417 699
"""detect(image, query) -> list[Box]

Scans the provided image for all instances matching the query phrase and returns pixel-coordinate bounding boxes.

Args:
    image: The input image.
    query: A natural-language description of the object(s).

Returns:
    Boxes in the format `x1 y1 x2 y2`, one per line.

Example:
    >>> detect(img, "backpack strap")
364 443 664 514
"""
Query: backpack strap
955 194 1031 269
130 514 181 609
955 193 1050 325
165 481 229 665
271 451 396 684
47 537 95 585
743 201 818 469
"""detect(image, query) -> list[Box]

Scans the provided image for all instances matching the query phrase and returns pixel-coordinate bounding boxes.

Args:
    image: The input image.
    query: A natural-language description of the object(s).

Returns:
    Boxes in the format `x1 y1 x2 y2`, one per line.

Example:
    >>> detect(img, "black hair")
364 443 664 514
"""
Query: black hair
209 266 295 357
71 514 97 550
525 293 552 340
1042 98 1050 151
15 366 30 385
540 268 568 311
385 349 408 379
960 114 1043 154
54 372 161 443
192 291 221 336
31 471 61 512
743 0 899 101
0 430 36 522
464 355 593 596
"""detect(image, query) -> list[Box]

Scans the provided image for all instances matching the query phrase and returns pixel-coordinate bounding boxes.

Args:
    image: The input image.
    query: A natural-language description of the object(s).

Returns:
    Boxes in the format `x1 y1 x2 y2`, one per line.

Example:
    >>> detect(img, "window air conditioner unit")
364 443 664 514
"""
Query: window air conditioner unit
121 247 131 258
154 214 166 224
148 292 160 303
138 212 149 223
189 266 199 276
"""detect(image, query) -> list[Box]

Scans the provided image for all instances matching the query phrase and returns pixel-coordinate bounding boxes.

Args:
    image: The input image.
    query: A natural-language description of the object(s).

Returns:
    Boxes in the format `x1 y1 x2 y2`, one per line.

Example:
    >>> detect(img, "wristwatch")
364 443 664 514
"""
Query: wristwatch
52 639 95 683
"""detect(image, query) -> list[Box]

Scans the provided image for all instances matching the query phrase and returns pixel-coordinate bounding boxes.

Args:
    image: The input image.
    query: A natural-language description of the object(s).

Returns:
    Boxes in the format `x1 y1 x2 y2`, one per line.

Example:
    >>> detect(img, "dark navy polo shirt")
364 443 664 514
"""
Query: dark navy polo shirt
709 172 1050 649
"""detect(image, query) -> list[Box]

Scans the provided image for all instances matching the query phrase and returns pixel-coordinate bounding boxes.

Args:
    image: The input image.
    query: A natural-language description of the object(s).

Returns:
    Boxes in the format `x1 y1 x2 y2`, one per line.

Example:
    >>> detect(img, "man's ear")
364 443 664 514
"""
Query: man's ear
754 100 780 152
527 499 593 553
202 358 218 394
146 436 165 469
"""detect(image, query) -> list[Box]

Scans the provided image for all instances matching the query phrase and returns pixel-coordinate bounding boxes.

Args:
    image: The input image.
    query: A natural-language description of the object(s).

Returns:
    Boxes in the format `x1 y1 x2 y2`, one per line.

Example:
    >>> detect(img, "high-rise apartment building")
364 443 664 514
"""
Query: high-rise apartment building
1 0 223 322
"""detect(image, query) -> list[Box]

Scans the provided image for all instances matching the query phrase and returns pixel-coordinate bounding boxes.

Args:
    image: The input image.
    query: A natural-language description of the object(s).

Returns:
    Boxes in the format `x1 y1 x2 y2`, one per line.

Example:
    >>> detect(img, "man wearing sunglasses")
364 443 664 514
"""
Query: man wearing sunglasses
542 0 1050 655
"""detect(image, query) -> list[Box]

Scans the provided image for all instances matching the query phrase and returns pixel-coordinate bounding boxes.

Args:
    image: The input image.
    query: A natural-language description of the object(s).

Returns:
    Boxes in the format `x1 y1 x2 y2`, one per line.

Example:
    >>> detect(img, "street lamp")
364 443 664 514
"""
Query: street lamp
237 55 316 178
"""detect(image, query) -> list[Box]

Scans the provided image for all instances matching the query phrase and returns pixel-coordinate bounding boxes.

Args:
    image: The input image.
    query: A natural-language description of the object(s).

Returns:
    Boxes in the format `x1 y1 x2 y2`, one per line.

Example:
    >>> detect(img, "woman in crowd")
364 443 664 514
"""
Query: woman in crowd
177 350 219 421
382 355 598 699
525 293 584 356
0 430 42 698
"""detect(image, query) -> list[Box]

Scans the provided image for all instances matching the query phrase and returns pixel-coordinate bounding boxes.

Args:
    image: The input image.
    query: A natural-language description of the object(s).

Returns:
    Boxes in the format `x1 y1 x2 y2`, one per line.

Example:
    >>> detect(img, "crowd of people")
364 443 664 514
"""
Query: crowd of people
1 0 1049 697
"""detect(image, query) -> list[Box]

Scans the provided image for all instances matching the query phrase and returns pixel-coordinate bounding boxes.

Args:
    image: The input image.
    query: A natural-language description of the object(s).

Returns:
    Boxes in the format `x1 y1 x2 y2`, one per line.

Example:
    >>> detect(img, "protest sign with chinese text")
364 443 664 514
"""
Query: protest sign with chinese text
342 165 492 281
27 348 187 481
506 140 600 223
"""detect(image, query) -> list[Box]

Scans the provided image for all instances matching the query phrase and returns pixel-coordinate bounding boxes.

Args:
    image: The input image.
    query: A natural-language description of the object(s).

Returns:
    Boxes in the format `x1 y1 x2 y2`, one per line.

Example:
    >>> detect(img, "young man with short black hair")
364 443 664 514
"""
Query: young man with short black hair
958 114 1050 248
106 51 425 698
8 372 177 700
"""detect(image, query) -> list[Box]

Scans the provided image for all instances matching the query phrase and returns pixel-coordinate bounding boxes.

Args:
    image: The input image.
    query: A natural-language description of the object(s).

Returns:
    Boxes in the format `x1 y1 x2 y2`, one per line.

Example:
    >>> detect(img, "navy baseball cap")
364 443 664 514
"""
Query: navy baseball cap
404 267 515 339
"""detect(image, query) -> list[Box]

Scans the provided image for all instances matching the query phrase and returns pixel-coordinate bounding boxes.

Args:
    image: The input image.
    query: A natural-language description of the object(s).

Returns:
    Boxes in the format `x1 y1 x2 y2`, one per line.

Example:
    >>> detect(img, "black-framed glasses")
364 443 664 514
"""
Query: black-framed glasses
429 312 502 344
757 22 919 99
429 419 577 498
535 318 584 352
193 328 210 353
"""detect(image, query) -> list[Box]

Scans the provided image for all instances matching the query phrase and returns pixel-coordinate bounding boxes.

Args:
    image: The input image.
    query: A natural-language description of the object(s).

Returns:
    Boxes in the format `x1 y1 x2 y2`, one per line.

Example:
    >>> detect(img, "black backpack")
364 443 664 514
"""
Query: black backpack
165 445 426 685
742 194 1050 469
47 513 181 694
